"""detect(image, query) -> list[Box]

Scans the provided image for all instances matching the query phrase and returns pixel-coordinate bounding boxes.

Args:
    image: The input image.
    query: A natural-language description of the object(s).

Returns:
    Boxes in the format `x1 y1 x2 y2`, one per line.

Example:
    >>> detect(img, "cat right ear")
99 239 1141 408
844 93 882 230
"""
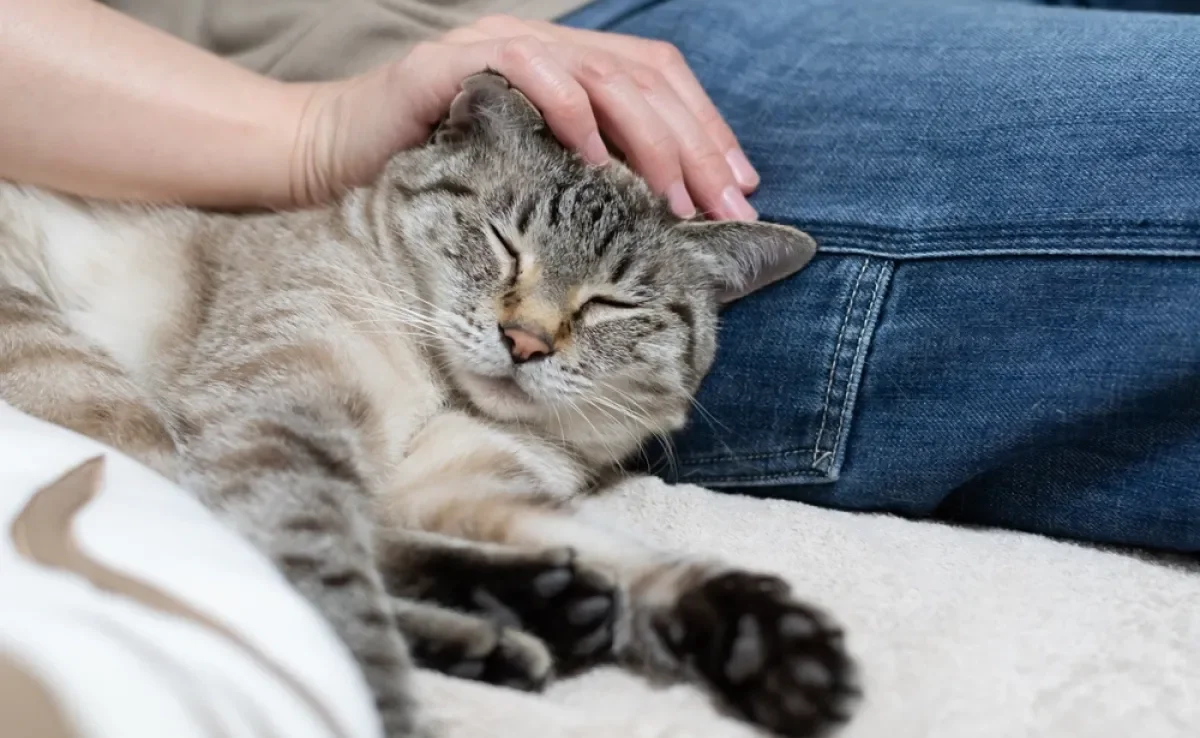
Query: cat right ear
432 70 546 145
677 220 818 304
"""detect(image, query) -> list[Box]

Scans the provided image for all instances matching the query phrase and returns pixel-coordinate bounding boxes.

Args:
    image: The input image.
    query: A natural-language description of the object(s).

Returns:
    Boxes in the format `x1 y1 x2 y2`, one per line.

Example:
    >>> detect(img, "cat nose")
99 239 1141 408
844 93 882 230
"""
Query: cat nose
499 324 553 364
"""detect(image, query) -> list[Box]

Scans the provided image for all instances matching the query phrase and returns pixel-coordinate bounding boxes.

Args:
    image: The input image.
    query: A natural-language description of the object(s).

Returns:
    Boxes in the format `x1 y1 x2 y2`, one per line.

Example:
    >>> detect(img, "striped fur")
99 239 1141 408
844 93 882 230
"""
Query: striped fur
0 72 851 738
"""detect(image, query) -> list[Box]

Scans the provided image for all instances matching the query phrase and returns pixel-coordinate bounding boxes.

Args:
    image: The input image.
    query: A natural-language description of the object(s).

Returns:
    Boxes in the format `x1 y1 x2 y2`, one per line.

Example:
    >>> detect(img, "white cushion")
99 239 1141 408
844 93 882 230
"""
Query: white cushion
0 401 381 738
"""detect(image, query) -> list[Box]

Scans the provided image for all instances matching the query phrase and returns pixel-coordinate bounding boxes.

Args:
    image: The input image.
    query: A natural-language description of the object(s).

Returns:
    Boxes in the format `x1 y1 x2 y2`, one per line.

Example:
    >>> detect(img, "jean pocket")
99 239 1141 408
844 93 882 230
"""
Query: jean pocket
657 254 893 487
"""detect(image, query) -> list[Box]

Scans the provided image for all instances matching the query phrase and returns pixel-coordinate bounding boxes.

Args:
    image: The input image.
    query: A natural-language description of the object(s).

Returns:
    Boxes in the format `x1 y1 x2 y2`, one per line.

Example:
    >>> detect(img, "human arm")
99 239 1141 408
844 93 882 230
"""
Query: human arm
0 0 310 209
0 2 758 217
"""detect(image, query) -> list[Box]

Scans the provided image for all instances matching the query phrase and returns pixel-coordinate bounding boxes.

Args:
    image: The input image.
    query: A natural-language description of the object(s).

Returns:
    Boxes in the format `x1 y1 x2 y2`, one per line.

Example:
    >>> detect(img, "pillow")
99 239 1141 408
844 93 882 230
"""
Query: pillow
0 401 381 738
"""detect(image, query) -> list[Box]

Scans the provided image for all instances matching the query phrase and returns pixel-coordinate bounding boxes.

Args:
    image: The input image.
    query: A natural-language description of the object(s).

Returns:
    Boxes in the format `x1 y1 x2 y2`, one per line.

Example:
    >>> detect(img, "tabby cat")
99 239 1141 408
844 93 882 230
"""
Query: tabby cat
0 72 857 737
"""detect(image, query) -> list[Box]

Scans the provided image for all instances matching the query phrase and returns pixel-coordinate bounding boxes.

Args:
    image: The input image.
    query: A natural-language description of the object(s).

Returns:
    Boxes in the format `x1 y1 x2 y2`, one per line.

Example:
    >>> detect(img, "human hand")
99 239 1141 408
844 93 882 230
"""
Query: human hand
290 15 759 220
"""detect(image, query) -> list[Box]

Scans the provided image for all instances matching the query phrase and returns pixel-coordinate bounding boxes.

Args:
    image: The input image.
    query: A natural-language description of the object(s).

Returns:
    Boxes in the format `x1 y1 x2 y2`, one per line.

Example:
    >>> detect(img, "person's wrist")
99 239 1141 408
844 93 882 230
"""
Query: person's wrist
278 79 336 209
280 68 402 210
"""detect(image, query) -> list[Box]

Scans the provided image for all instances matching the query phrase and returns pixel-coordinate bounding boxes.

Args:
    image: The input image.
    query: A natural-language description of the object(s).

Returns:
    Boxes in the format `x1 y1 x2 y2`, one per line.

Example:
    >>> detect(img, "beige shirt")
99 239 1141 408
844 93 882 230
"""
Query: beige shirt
103 0 592 81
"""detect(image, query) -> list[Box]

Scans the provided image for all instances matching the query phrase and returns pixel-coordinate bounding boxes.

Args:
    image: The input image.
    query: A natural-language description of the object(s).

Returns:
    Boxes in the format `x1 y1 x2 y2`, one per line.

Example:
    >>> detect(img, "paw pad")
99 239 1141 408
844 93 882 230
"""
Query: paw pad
660 571 859 737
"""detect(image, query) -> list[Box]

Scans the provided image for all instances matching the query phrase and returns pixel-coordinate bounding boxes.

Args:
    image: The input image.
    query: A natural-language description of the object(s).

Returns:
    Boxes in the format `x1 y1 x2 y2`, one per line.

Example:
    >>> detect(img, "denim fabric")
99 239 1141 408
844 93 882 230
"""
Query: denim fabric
561 0 1200 552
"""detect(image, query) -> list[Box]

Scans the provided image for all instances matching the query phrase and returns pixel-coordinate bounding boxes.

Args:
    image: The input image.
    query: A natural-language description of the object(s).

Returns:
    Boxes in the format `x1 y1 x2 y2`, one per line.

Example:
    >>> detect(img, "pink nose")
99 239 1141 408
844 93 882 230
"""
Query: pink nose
500 325 553 364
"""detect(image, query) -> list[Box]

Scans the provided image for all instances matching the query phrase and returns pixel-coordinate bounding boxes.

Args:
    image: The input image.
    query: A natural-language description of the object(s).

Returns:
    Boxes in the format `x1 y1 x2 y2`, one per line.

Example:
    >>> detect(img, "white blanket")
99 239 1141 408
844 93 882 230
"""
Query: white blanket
3 401 1197 738
423 479 1200 738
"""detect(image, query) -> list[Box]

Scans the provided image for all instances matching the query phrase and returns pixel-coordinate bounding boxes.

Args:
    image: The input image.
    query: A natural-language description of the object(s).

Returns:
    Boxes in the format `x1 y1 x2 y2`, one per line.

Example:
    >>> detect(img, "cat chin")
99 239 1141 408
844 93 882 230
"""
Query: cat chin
453 370 543 421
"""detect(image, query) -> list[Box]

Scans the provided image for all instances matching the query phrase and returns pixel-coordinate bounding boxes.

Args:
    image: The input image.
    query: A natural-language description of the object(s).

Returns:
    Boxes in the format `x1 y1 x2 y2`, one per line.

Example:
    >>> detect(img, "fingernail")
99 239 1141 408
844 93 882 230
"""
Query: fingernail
726 149 760 190
584 133 609 166
720 185 758 221
666 181 697 219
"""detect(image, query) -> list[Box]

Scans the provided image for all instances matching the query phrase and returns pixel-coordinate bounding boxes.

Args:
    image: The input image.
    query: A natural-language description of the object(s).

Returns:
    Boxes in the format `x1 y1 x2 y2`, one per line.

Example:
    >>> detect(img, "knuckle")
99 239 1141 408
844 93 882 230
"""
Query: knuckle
629 66 666 93
647 40 686 69
646 132 680 163
695 104 730 133
693 102 723 126
550 87 592 125
694 106 738 147
690 145 727 171
579 49 626 85
687 147 735 188
500 35 547 67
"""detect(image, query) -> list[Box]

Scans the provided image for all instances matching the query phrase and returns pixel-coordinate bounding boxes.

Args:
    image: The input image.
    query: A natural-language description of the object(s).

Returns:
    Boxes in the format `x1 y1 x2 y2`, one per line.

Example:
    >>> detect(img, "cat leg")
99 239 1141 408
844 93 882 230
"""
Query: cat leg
378 528 617 676
391 596 552 691
382 416 856 738
178 391 421 738
482 501 858 738
0 285 178 478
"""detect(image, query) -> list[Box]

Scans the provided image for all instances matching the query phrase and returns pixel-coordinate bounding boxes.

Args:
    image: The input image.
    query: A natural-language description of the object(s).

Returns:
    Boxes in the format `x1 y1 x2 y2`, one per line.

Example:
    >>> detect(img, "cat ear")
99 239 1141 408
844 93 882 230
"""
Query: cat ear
677 220 818 304
432 70 546 145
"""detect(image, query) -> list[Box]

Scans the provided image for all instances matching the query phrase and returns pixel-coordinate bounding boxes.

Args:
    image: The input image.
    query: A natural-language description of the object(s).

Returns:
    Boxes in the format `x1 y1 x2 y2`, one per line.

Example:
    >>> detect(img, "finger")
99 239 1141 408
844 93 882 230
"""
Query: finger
626 65 755 221
468 18 745 215
441 20 728 216
531 22 760 191
401 37 609 165
565 48 693 217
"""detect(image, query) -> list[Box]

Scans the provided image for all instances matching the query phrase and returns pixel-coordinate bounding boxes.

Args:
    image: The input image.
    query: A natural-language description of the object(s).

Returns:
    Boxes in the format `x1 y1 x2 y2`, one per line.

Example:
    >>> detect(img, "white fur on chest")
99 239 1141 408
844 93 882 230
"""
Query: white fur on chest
341 327 448 467
1 188 190 376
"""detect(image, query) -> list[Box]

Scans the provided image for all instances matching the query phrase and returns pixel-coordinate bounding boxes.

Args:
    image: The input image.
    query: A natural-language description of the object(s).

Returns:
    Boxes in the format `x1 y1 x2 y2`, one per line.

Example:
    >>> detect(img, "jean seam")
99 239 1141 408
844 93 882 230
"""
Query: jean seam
679 260 894 485
829 260 893 471
701 469 832 485
773 221 1200 260
678 257 889 475
811 258 871 467
788 220 1200 238
821 244 1200 260
676 266 860 467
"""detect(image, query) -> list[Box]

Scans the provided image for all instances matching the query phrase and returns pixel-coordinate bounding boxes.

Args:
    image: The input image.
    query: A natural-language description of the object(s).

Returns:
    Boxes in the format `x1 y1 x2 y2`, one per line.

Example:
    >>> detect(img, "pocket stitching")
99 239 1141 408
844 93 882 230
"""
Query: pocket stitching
677 257 892 476
829 260 892 470
811 259 872 466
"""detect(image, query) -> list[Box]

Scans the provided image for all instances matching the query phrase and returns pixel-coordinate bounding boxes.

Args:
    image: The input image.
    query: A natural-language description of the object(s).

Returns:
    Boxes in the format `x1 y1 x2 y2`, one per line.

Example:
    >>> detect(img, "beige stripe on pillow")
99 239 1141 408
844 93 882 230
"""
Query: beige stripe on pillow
0 654 76 738
8 456 351 738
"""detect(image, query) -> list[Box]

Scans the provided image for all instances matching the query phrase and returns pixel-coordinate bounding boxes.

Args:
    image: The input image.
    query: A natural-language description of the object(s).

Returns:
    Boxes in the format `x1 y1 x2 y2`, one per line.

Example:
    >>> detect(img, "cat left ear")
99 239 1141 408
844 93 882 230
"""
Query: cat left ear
432 70 546 145
677 220 818 304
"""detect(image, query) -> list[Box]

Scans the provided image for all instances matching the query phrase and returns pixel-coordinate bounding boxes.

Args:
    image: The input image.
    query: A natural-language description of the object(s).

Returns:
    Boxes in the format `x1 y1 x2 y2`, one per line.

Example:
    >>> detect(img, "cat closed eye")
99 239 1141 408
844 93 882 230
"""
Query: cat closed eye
575 295 643 320
488 222 520 283
585 296 641 309
488 222 519 259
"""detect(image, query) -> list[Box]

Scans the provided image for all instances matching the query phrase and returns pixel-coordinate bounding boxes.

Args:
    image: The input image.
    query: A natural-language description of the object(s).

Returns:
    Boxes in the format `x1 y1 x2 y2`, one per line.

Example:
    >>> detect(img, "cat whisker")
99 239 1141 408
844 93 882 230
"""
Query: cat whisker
584 388 679 476
561 395 623 464
343 318 444 338
331 292 458 335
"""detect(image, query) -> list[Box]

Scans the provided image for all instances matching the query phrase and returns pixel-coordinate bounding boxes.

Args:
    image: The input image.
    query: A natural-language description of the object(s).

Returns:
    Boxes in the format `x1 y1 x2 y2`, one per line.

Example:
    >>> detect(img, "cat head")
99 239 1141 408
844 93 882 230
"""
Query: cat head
385 71 816 466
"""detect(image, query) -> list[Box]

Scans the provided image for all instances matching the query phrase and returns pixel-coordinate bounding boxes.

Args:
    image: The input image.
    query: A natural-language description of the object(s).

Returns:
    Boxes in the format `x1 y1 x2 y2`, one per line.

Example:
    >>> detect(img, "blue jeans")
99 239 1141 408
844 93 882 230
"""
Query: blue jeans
562 0 1200 552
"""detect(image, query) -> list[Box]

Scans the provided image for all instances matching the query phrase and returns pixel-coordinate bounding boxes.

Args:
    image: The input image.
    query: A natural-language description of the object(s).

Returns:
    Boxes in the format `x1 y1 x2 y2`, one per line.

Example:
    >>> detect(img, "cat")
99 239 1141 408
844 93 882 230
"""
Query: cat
0 71 857 737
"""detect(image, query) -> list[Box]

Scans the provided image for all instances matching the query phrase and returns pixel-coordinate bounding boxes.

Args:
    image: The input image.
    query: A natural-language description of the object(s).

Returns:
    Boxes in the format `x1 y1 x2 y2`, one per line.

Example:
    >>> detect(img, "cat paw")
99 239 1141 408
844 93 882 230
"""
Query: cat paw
658 571 859 737
422 547 618 674
410 623 553 692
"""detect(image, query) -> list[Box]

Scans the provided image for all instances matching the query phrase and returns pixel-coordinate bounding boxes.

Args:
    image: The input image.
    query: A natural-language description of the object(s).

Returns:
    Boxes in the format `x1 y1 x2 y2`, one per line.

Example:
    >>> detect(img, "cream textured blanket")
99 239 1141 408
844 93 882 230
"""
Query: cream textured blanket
420 477 1200 738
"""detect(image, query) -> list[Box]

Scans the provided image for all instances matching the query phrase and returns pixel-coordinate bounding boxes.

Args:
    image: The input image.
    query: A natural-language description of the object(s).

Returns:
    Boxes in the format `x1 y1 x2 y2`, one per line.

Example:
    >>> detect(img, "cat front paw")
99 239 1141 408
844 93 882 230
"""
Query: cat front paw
657 571 859 737
417 546 618 674
410 622 553 692
466 548 618 674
